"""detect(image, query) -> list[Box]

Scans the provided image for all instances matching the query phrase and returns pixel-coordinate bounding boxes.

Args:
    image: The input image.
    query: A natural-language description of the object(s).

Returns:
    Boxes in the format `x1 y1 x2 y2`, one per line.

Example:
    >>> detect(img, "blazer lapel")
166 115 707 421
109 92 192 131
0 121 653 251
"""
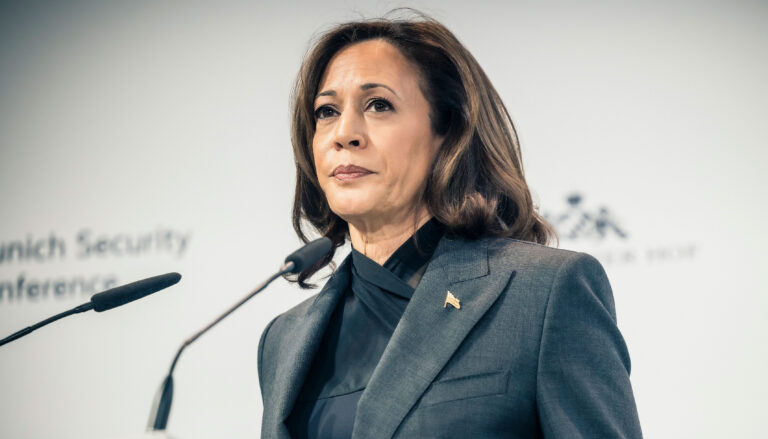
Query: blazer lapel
353 238 515 438
272 257 351 428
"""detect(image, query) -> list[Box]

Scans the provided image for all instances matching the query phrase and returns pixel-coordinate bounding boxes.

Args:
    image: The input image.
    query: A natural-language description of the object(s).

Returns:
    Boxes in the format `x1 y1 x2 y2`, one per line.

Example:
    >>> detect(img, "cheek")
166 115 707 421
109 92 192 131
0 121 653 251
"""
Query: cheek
311 138 326 174
387 131 437 184
311 143 331 197
311 136 321 165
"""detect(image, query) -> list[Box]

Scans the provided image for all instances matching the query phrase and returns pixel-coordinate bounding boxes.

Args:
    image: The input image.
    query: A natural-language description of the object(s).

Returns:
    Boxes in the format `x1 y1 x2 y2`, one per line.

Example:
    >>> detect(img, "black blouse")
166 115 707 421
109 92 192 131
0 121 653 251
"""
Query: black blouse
287 219 443 439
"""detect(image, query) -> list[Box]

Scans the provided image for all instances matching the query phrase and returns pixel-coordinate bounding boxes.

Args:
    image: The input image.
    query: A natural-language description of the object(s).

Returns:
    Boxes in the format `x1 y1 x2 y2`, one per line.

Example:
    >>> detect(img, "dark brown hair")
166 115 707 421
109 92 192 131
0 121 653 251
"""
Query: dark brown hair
290 11 555 287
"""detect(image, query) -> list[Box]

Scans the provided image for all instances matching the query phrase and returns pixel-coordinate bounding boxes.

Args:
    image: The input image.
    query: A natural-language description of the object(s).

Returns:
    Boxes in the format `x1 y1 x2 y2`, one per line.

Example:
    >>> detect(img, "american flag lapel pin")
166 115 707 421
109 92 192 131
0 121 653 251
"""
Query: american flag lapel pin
444 290 461 309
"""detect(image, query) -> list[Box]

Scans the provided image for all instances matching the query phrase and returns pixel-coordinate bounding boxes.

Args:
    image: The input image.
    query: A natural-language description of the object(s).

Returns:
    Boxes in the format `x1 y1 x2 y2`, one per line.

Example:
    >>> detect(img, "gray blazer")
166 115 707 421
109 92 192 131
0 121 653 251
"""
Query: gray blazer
258 236 643 438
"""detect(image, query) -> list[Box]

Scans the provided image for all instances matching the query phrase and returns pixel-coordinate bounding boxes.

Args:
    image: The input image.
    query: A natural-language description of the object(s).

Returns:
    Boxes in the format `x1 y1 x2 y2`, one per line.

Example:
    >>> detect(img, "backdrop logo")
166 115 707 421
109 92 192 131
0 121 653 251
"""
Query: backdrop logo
545 194 628 241
544 193 697 265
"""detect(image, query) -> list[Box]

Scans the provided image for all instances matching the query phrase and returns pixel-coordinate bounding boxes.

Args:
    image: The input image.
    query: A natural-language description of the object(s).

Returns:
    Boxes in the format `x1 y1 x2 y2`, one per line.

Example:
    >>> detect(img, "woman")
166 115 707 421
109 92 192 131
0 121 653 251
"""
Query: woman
258 13 642 439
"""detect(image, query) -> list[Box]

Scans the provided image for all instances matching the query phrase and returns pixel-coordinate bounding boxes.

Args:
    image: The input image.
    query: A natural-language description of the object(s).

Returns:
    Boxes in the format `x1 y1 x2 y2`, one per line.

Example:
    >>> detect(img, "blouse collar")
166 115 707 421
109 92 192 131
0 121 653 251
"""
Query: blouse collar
351 218 444 299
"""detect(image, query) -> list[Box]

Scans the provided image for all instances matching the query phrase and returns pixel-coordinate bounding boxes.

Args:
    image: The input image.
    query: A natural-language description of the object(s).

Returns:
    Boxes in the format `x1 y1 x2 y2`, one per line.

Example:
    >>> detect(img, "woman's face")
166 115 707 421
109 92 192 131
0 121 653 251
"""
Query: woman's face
312 39 442 229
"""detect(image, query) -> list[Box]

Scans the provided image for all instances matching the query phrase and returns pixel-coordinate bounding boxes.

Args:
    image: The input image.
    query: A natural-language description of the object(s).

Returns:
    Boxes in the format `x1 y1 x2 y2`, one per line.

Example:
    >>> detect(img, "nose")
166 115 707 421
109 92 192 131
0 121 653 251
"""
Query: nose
333 110 366 150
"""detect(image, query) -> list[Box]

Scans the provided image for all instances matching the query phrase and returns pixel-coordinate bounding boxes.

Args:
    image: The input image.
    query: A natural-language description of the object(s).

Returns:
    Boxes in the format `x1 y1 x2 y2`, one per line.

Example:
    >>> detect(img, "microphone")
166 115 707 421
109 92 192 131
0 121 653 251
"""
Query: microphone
147 237 332 432
92 272 182 312
283 236 334 274
0 272 182 347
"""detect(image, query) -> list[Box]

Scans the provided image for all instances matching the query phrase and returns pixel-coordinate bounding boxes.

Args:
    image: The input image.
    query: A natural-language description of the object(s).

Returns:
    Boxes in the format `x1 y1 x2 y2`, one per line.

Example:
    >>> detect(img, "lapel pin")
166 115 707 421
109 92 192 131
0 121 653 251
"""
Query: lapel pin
444 290 461 309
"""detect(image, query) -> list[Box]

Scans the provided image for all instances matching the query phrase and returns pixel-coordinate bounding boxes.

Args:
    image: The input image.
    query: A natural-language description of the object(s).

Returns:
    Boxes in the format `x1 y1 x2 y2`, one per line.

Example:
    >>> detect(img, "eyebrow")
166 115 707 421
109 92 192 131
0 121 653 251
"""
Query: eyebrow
316 83 398 99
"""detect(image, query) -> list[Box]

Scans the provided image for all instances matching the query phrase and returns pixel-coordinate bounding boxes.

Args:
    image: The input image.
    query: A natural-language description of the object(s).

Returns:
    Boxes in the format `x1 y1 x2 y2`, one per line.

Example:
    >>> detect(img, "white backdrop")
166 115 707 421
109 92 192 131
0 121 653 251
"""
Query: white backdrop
1 1 766 438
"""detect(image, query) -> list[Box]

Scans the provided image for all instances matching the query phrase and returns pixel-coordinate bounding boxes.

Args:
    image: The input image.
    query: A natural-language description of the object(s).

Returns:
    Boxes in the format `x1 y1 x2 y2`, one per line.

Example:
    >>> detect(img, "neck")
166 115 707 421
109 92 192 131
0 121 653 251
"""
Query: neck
348 209 432 266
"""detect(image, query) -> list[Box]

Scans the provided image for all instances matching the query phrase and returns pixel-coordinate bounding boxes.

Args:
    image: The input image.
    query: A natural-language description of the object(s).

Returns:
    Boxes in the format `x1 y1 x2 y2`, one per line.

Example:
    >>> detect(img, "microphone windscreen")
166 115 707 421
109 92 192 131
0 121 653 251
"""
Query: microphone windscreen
91 272 181 312
284 237 332 274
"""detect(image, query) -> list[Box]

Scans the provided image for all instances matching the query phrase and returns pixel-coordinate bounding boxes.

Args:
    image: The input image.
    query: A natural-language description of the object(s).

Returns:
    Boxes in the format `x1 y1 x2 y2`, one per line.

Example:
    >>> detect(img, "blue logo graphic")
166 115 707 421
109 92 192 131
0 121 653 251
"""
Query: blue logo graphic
545 194 628 241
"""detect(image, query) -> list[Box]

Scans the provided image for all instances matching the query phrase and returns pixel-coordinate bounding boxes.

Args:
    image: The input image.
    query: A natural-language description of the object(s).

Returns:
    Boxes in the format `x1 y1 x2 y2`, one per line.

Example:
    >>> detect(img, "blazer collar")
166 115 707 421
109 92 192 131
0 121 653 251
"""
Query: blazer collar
353 237 514 438
271 257 351 430
270 237 515 438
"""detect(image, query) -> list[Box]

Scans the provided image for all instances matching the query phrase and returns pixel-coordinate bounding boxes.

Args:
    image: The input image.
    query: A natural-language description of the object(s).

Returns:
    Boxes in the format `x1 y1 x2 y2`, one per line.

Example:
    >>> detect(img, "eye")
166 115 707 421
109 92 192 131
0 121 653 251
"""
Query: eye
314 105 338 120
366 98 393 113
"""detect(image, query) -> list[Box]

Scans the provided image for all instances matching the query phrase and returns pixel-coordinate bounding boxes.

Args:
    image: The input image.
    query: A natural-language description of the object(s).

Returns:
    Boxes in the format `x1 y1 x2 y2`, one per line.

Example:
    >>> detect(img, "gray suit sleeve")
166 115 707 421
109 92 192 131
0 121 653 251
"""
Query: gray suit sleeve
536 252 643 438
258 315 279 403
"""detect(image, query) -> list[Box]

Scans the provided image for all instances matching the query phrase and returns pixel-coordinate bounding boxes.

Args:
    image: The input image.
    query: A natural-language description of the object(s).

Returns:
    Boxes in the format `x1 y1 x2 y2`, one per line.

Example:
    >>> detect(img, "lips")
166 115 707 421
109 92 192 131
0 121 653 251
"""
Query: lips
332 164 374 181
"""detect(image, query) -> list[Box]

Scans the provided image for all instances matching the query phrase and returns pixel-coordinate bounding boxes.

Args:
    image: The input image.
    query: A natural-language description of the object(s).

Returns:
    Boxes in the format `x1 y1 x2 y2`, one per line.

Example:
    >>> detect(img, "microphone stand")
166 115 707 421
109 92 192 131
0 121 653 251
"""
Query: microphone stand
0 303 93 347
0 273 180 348
147 261 294 431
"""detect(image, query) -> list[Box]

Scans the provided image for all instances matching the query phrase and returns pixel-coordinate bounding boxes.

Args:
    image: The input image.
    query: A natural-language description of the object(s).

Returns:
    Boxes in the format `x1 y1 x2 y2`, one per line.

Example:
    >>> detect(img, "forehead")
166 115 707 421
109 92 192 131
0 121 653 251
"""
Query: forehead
317 39 422 93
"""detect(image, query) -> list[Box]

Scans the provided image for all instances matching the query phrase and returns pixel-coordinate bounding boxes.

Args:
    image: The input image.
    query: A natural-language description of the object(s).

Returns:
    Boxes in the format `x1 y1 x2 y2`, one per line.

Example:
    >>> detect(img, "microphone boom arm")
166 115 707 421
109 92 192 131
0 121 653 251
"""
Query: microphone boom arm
148 262 294 431
147 237 330 431
0 303 93 347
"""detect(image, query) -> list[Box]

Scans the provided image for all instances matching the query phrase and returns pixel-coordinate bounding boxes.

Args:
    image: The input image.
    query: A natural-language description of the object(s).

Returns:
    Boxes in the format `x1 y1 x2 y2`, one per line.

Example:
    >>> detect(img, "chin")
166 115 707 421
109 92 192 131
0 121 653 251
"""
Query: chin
328 203 376 223
325 190 380 219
